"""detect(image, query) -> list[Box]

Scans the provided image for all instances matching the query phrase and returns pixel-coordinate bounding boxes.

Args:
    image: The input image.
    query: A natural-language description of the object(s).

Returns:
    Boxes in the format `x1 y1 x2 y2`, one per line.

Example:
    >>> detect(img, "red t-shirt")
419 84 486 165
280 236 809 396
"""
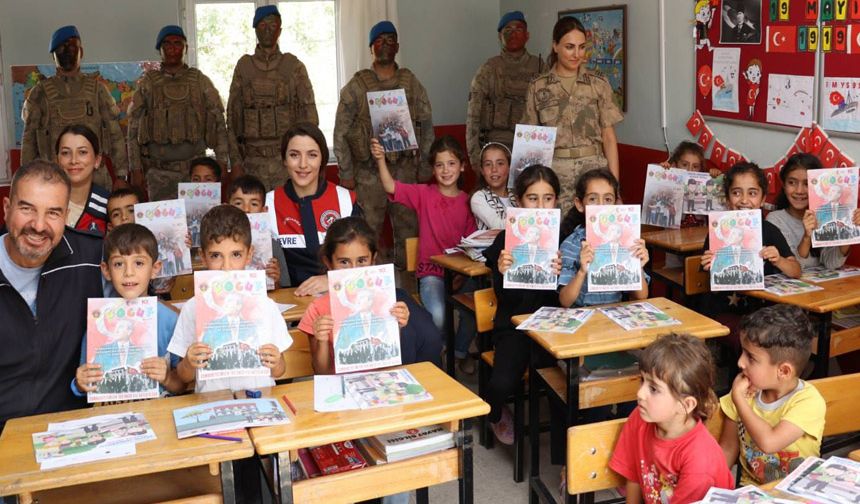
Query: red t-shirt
609 407 734 504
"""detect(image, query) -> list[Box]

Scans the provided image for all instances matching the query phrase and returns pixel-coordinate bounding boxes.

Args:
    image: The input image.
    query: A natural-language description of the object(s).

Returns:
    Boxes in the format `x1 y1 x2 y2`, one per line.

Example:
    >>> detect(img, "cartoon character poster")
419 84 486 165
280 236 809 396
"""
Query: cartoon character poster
366 89 418 153
708 209 764 291
134 200 192 278
683 171 727 215
642 166 685 228
508 124 557 188
247 213 275 290
194 270 269 380
85 297 159 403
822 77 860 133
586 205 642 292
178 183 221 248
503 207 561 290
742 59 762 119
712 47 741 113
327 264 401 374
766 74 815 127
807 167 860 247
694 0 716 51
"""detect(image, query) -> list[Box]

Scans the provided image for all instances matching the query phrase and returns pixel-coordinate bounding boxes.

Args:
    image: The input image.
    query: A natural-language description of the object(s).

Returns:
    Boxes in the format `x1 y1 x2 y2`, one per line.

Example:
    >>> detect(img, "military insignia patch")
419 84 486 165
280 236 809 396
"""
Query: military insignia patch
536 87 552 105
320 209 340 229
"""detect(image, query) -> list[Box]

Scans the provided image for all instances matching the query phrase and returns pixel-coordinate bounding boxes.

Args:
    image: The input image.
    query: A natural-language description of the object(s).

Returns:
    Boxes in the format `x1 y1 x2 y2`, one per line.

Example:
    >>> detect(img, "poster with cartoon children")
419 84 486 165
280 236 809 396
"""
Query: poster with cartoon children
642 165 684 228
586 205 641 292
135 200 192 278
508 124 557 188
194 270 269 380
86 297 159 403
367 89 418 153
808 167 860 248
178 183 221 248
328 264 401 374
708 209 764 291
504 207 561 289
247 213 275 290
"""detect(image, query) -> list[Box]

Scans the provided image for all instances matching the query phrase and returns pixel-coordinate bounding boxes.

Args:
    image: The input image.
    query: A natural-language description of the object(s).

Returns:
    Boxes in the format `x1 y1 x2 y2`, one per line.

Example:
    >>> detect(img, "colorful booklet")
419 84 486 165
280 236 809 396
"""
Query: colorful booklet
503 207 560 290
343 369 433 410
515 306 594 334
683 171 726 215
85 297 159 403
248 213 275 290
328 264 401 374
802 265 860 283
194 270 269 380
641 165 685 228
808 167 860 248
309 441 368 475
135 200 192 278
598 302 681 331
776 456 860 504
586 205 642 292
366 89 418 152
172 399 289 439
702 485 779 504
708 210 764 291
763 274 824 297
178 182 221 248
508 124 557 188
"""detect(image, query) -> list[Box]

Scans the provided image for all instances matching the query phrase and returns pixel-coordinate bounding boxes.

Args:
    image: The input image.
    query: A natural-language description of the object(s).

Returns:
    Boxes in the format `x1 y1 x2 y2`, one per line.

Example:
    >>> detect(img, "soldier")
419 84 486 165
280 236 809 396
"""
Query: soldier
333 21 433 271
21 25 129 190
126 25 230 201
466 11 543 171
521 16 623 214
227 5 318 191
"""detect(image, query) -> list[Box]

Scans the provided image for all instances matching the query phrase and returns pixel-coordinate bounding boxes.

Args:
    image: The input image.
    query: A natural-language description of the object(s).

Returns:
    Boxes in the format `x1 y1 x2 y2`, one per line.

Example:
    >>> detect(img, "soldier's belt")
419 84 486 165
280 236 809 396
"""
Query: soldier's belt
554 145 600 159
142 141 205 162
244 144 281 158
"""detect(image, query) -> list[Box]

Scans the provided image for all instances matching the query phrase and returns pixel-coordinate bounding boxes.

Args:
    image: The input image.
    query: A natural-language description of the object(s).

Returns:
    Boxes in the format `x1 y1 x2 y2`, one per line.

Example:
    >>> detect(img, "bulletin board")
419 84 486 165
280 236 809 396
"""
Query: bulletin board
694 0 818 129
819 1 860 134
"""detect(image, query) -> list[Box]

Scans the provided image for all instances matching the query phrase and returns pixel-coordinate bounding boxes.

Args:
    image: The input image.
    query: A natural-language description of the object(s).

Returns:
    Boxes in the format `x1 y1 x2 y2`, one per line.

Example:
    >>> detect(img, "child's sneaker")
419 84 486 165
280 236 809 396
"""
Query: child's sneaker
490 405 514 445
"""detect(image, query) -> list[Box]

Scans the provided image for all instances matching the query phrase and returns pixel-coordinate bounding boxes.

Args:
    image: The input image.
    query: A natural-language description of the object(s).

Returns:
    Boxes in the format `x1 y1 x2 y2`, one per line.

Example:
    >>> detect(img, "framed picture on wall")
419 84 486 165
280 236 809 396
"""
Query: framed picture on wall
558 5 627 111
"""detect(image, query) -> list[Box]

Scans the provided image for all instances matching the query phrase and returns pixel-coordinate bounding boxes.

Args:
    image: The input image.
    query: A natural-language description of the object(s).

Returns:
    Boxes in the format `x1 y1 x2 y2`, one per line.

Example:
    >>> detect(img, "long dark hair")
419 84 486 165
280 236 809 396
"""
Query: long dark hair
724 161 767 201
319 216 377 268
281 122 330 183
668 141 705 170
513 164 560 202
560 168 620 239
55 124 100 155
776 153 821 210
548 16 587 68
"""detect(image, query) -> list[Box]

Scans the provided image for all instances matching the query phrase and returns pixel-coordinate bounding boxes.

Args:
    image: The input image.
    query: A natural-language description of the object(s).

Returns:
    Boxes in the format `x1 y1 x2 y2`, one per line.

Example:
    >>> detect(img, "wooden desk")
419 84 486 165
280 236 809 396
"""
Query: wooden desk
745 274 860 378
850 449 860 462
246 362 489 504
431 253 492 377
642 226 708 254
512 297 728 504
167 286 313 323
0 390 253 504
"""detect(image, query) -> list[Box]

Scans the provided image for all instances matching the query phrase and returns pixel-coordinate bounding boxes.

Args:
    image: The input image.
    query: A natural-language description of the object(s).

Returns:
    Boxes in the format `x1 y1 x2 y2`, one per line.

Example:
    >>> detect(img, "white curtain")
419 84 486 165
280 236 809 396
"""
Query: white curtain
335 0 399 89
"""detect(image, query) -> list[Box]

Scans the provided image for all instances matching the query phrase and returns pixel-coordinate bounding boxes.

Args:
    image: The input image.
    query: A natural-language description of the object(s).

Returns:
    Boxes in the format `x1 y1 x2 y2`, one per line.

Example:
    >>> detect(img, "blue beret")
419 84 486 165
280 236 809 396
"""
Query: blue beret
369 21 397 46
155 25 186 50
497 11 526 32
50 25 80 53
253 5 280 28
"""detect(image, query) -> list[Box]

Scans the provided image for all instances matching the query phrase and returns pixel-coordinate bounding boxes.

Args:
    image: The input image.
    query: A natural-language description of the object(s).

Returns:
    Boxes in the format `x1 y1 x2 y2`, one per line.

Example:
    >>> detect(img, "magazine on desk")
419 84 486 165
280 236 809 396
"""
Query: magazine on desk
178 182 220 248
708 210 764 291
508 124 557 188
763 274 824 297
776 456 860 504
515 306 594 334
504 207 560 290
247 213 275 290
172 398 289 438
367 89 418 153
802 265 860 283
586 205 642 292
599 302 681 331
642 165 685 228
313 369 432 411
86 297 159 403
808 167 860 248
135 200 192 278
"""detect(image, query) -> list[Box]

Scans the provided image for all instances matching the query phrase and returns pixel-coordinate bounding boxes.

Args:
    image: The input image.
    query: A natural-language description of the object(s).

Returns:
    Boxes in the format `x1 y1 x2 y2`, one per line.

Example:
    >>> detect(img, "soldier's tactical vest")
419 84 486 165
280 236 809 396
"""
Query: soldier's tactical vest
39 74 106 159
238 53 301 141
346 68 421 163
480 55 542 136
137 68 209 148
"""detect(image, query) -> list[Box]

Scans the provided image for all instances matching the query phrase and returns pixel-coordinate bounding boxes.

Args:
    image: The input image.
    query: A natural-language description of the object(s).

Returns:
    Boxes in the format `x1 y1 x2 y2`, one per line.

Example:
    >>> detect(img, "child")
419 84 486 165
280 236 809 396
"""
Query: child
73 223 185 396
373 135 477 369
482 164 563 445
228 174 290 288
471 142 515 230
297 216 441 374
558 168 649 308
189 157 222 183
55 124 110 236
610 333 735 503
106 187 145 230
718 304 825 486
767 153 860 271
662 141 719 228
167 204 292 392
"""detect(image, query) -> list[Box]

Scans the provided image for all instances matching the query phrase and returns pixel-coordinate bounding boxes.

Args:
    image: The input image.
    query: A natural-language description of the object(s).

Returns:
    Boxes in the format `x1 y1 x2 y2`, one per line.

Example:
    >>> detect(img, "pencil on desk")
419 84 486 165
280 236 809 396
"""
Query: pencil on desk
198 433 243 442
282 394 298 415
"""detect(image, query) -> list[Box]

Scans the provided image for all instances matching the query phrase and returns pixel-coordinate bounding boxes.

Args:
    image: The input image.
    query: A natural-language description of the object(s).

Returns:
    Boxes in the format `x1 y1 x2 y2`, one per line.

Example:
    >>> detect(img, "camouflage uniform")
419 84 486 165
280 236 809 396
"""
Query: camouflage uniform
333 66 433 268
21 73 128 188
227 46 318 191
521 66 623 214
466 50 542 170
127 65 229 201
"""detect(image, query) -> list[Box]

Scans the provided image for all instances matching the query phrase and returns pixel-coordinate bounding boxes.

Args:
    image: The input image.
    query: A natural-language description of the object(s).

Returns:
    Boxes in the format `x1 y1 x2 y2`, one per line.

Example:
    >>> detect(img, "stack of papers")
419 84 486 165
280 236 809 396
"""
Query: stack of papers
32 412 155 469
451 229 502 262
314 369 432 412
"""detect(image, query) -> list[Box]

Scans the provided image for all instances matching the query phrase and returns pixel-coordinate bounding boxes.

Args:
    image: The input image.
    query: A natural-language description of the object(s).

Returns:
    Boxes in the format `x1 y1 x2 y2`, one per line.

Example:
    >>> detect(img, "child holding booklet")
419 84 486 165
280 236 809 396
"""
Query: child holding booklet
471 142 515 230
188 156 222 183
609 333 734 503
73 223 186 396
297 216 441 374
661 142 715 228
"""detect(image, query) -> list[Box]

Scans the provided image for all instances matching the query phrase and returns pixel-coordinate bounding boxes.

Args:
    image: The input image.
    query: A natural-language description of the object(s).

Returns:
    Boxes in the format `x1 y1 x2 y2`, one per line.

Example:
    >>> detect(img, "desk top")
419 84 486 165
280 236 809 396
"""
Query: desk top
511 297 729 359
430 253 491 277
642 227 708 254
246 362 489 455
268 287 314 322
745 274 860 313
0 390 253 497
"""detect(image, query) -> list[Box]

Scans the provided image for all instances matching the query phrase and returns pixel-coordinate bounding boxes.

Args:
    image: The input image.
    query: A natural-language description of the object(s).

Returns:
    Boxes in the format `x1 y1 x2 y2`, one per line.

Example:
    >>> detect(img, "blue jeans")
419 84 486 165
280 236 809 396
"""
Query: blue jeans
383 491 410 504
419 275 477 359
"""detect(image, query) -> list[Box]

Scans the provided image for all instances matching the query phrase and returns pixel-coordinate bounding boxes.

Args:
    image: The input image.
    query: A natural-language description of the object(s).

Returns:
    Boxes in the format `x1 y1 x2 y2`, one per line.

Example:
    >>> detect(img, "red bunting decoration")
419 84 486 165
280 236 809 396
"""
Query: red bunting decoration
794 127 811 153
820 140 841 167
697 126 714 149
809 124 830 155
686 110 705 136
725 149 743 167
710 138 727 169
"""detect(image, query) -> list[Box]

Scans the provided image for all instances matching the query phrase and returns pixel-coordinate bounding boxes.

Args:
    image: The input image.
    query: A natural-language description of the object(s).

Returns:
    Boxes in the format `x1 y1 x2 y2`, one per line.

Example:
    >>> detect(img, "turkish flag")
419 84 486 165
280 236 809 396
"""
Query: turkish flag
765 167 780 195
785 143 801 159
794 127 811 152
809 124 830 154
837 151 857 168
848 25 860 53
686 110 705 136
710 138 727 168
820 140 841 167
834 25 848 52
698 126 714 149
725 149 743 167
773 156 788 177
767 25 797 53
